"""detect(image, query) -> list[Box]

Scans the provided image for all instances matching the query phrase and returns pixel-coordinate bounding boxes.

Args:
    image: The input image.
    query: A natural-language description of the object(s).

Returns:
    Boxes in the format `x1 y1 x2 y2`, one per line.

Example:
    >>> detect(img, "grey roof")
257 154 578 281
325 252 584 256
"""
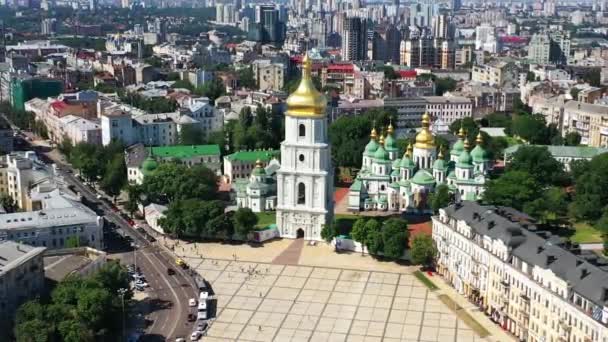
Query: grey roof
125 143 148 168
0 241 45 275
445 201 608 309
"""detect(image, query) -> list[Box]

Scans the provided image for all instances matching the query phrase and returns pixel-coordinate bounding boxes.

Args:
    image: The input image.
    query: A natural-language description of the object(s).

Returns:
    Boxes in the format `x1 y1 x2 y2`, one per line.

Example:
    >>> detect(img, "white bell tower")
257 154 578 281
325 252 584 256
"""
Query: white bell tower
276 55 334 241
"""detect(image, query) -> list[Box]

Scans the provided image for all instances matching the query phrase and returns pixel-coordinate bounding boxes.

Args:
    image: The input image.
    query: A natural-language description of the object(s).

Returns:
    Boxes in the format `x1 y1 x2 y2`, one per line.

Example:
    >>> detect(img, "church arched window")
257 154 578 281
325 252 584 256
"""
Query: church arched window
297 183 306 204
298 124 305 137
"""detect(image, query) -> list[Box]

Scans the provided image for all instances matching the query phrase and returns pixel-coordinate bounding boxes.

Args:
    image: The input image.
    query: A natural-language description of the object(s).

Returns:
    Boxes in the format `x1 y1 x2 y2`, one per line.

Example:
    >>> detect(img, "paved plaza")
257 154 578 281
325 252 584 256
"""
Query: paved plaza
180 255 493 342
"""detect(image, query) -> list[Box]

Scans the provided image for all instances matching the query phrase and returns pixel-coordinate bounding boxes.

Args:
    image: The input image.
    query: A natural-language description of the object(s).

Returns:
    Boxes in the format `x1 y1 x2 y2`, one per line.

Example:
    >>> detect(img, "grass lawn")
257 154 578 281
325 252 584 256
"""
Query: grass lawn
255 212 276 228
438 294 490 338
414 270 439 291
571 222 604 244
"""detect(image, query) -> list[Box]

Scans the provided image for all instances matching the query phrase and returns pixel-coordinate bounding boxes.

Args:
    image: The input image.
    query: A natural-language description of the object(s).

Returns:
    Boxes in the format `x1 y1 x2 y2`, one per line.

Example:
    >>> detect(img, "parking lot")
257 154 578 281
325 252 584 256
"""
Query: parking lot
179 257 490 342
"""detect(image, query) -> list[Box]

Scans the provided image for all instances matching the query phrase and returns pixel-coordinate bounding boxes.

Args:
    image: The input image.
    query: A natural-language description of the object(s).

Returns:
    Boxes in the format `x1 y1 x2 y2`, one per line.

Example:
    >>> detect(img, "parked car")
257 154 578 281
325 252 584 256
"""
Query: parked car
190 331 201 341
187 314 196 322
188 298 197 307
196 321 208 333
196 311 207 321
199 291 209 301
175 338 186 342
197 301 207 311
167 268 176 276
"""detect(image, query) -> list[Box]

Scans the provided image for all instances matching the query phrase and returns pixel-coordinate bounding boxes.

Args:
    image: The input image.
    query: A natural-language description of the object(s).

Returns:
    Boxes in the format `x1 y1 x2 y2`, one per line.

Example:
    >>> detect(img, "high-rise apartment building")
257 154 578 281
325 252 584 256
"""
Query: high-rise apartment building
528 31 571 65
409 0 439 27
341 17 367 61
248 5 286 44
371 24 401 64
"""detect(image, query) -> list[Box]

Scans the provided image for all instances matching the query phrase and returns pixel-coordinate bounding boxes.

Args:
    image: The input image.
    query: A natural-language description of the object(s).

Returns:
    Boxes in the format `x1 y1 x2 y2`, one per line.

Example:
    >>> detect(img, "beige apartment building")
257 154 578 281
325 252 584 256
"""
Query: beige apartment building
433 201 608 342
251 60 285 91
563 101 608 148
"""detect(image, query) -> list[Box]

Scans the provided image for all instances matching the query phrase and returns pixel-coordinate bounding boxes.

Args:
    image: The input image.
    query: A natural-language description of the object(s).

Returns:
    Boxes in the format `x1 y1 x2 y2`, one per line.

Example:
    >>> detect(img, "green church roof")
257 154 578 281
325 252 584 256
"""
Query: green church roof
151 144 220 159
471 144 490 162
411 170 436 185
364 139 379 156
374 145 389 160
225 149 280 162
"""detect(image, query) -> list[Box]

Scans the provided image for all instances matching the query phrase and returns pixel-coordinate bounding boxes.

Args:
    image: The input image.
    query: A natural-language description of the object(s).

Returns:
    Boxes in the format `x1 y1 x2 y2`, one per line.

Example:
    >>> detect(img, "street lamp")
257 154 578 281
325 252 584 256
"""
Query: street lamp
117 287 128 341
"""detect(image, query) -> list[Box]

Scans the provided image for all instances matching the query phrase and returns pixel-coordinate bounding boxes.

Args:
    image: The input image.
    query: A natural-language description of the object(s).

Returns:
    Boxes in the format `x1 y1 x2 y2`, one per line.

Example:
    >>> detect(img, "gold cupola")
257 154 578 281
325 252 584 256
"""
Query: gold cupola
414 112 435 149
285 54 327 118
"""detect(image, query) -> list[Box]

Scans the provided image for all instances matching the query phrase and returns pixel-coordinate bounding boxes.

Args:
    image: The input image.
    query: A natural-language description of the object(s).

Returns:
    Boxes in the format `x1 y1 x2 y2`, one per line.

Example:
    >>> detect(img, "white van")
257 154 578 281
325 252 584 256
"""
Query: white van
197 311 207 320
199 291 209 301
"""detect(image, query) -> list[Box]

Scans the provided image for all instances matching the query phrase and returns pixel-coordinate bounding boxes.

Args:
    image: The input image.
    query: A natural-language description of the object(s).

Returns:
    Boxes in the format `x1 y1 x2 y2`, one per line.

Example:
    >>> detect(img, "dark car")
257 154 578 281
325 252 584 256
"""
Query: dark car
167 268 176 276
187 313 196 322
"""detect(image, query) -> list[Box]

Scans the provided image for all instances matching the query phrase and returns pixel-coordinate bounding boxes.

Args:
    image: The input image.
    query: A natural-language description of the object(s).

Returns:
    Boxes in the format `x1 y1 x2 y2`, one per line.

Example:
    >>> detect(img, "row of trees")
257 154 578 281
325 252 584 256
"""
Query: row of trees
228 106 284 151
349 217 409 260
59 140 127 201
14 261 131 342
119 93 178 113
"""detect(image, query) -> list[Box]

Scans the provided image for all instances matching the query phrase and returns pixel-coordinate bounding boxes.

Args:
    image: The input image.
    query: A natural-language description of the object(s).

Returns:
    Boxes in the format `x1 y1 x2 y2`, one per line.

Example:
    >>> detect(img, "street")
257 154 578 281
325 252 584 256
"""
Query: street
9 124 200 342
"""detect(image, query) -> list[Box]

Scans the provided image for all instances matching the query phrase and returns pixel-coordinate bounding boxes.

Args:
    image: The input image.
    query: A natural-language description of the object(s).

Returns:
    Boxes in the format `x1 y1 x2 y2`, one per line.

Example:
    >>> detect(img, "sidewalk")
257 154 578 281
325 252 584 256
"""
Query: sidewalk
430 275 515 342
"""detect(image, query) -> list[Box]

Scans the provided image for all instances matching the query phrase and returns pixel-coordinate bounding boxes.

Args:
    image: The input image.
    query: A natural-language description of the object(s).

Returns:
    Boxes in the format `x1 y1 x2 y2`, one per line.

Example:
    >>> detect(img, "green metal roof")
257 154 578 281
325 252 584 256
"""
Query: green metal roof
350 179 362 191
364 139 379 155
451 138 464 157
433 158 448 170
225 149 280 162
151 144 220 159
471 145 490 162
374 145 389 161
456 150 473 168
504 144 608 159
411 170 436 185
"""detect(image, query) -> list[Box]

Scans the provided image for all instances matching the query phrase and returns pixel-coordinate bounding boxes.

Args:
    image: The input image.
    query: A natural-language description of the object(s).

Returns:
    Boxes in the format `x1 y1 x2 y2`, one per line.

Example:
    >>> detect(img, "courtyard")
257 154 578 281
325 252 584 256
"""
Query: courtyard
170 239 512 342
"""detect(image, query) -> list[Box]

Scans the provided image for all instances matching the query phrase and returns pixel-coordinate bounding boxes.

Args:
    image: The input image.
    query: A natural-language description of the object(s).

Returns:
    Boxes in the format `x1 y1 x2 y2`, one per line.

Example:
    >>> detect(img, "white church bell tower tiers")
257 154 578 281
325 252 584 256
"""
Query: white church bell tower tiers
276 54 334 241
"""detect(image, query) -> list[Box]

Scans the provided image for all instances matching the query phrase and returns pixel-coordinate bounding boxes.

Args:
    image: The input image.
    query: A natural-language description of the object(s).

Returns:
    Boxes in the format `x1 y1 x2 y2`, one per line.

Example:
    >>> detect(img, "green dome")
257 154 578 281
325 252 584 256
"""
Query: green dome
456 150 473 168
252 166 266 176
364 139 379 156
411 170 436 185
433 158 447 170
384 134 398 151
471 145 490 163
374 145 389 160
392 158 401 168
141 157 158 176
451 139 464 157
400 155 415 169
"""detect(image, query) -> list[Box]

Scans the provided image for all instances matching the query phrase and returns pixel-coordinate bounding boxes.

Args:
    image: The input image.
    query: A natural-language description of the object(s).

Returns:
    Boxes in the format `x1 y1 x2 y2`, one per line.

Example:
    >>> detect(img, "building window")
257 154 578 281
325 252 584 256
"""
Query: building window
299 154 305 162
297 183 305 205
298 124 305 137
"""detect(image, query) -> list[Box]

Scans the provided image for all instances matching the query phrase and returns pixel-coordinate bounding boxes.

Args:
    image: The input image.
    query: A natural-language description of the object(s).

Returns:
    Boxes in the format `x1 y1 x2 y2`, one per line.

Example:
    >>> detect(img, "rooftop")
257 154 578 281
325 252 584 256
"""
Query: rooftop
151 144 221 159
0 241 45 275
224 149 280 162
564 100 608 116
504 144 608 159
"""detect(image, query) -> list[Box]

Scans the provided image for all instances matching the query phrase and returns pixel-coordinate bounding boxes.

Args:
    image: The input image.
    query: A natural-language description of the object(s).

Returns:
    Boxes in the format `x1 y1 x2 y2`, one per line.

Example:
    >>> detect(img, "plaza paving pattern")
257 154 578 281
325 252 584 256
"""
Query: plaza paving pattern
182 256 492 342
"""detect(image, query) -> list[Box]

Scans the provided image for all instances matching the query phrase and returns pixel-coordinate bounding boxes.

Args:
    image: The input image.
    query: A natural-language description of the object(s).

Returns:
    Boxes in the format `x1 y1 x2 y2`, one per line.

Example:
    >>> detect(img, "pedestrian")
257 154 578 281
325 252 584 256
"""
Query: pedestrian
258 326 261 332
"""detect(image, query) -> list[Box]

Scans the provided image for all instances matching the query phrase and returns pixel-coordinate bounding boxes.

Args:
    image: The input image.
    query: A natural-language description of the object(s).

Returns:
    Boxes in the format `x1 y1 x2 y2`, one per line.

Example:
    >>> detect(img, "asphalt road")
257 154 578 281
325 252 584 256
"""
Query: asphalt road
11 129 200 342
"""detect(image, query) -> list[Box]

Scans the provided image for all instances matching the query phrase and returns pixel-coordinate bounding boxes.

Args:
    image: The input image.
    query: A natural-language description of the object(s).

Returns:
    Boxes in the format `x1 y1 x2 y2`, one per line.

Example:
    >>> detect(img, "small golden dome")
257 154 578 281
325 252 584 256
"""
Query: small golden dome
379 133 385 145
255 159 263 168
458 126 466 139
285 54 327 118
476 132 483 145
464 137 470 150
406 143 413 157
438 146 444 159
387 120 394 135
414 112 435 149
370 127 377 140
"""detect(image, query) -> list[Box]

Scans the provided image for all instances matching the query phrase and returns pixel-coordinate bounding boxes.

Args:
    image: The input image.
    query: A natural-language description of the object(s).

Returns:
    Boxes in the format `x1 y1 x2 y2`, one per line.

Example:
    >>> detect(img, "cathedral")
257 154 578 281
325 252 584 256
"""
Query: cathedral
347 114 490 213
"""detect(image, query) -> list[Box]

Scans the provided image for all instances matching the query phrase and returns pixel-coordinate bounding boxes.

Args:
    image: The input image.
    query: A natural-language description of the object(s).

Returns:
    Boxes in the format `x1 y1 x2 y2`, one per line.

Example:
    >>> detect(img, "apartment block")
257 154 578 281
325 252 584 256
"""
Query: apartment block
433 202 608 342
563 101 608 147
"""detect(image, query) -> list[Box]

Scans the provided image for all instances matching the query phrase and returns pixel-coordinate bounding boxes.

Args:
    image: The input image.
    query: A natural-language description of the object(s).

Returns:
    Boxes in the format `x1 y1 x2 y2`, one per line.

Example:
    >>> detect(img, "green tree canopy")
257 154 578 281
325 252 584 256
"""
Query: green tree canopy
483 171 542 210
428 184 451 213
179 125 205 145
382 218 408 259
569 153 608 221
141 163 217 204
410 235 437 267
159 199 225 238
233 207 258 239
508 146 569 186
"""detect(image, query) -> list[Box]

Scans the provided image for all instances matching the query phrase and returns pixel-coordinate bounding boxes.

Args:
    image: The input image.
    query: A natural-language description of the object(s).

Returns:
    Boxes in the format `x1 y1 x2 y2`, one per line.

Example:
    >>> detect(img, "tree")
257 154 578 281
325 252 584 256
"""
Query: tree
526 71 536 82
383 66 398 80
58 134 74 156
141 163 217 204
237 67 256 89
435 77 457 96
366 229 384 256
171 79 195 91
570 154 608 221
428 184 451 213
233 207 258 239
0 193 17 213
410 235 437 268
124 185 142 218
206 212 234 240
583 70 601 87
570 88 581 100
564 132 581 146
511 113 560 144
321 222 338 243
93 260 131 299
483 171 541 210
198 78 226 103
523 187 568 224
350 218 368 255
159 199 225 238
382 218 408 259
508 146 568 186
480 112 511 130
100 154 127 202
179 125 205 145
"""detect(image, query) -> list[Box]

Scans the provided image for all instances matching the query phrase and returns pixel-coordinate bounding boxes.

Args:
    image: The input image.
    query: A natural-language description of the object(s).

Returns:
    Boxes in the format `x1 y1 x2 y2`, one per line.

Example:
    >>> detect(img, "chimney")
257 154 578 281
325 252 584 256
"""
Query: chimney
580 268 590 279
487 220 495 229
537 246 544 254
547 255 556 265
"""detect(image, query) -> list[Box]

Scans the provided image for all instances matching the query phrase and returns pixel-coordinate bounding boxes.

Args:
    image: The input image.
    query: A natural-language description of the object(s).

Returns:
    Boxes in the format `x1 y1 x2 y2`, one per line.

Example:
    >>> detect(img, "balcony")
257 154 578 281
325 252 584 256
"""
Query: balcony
520 293 530 302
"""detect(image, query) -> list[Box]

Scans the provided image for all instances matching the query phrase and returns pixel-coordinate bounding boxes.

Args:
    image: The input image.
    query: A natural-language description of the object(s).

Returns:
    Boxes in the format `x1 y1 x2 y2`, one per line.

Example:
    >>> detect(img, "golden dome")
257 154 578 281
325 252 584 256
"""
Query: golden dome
476 132 483 145
286 54 327 118
387 120 394 135
255 159 263 168
438 146 444 159
370 127 378 140
464 137 470 150
458 126 466 139
414 112 435 149
378 133 385 145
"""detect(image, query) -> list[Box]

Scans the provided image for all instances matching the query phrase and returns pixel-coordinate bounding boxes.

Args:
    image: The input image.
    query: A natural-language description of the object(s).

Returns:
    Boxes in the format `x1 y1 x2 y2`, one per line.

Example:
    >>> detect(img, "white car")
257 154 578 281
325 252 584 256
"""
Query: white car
197 311 207 320
190 331 202 341
198 291 209 301
135 280 148 288
197 301 207 311
188 298 197 307
175 338 186 342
